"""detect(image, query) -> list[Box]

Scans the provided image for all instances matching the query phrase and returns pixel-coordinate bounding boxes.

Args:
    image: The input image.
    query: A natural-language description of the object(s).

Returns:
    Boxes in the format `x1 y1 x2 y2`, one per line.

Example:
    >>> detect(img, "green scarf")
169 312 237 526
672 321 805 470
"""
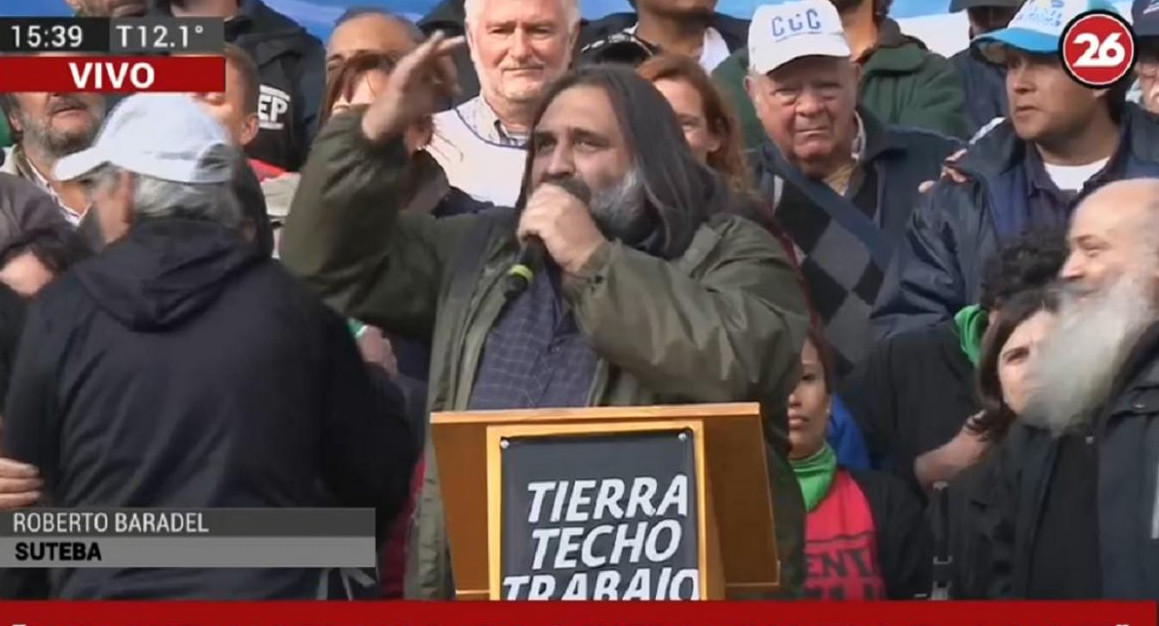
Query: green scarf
954 304 988 368
791 444 837 512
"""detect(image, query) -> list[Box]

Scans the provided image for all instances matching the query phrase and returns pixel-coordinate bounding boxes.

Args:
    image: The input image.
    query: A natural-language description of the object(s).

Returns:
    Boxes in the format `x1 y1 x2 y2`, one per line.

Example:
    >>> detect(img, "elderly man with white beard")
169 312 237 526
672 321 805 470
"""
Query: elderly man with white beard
986 178 1159 600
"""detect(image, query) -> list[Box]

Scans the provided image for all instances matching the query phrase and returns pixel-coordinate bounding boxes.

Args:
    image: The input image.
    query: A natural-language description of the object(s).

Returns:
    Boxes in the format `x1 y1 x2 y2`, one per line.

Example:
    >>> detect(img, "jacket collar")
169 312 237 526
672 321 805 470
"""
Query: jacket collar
860 106 907 162
1112 320 1159 392
858 18 928 74
954 104 1159 183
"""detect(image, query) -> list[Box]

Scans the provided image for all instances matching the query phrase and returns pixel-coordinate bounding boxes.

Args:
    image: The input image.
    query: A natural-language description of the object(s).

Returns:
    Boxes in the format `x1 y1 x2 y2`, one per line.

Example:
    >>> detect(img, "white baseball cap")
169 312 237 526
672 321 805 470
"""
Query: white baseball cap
748 0 851 76
55 93 233 185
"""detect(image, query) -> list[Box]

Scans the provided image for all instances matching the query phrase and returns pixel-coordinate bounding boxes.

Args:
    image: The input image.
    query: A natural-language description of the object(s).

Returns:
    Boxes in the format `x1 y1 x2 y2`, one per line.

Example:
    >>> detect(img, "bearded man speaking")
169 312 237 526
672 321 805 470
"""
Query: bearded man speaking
987 178 1159 600
280 33 810 599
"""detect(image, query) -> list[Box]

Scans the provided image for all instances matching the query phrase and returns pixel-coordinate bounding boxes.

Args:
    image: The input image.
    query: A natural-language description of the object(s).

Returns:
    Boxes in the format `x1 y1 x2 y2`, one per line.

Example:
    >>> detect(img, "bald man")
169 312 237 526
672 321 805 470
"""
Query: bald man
986 178 1159 600
326 9 423 79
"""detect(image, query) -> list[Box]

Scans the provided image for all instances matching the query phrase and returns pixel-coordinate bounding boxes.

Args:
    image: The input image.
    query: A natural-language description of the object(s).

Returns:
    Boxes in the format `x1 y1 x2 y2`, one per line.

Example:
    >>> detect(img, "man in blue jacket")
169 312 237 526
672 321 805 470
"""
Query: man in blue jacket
871 0 1159 340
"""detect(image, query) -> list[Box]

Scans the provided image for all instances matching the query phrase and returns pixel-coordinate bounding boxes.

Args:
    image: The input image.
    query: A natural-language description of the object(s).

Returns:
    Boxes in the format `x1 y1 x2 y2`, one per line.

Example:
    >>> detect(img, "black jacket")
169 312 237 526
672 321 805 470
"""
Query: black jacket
935 452 1000 599
846 469 933 599
0 218 413 599
872 105 1159 340
153 0 325 172
843 320 979 491
0 282 26 405
988 322 1159 599
950 48 1008 136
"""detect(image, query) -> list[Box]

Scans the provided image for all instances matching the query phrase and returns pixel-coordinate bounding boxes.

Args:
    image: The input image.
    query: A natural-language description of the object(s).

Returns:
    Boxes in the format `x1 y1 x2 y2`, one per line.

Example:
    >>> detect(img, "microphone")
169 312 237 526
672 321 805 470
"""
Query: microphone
504 177 592 300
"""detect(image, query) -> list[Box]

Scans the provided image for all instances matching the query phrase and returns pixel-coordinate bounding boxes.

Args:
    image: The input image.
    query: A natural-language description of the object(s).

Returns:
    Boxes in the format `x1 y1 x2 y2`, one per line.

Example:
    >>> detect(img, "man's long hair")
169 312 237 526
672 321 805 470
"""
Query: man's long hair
516 65 723 260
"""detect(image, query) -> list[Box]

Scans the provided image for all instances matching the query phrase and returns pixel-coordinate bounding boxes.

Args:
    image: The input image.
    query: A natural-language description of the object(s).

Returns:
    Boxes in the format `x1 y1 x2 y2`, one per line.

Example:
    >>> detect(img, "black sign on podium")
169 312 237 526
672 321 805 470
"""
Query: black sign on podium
497 428 700 600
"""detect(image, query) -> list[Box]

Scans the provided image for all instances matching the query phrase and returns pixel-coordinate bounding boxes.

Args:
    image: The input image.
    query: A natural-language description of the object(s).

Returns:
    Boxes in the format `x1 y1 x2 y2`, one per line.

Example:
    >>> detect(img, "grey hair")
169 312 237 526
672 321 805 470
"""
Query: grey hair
89 162 243 230
464 0 580 33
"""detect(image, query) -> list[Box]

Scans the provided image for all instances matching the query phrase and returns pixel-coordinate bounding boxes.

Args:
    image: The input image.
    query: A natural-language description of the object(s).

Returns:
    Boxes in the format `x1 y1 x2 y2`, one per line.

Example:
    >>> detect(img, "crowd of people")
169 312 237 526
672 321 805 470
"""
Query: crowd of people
1 0 1159 602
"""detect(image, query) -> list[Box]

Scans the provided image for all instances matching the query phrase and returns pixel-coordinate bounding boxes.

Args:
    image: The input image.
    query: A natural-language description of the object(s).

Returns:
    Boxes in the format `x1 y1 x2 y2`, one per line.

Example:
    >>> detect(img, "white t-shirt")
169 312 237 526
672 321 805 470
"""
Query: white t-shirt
1043 157 1110 192
626 24 731 74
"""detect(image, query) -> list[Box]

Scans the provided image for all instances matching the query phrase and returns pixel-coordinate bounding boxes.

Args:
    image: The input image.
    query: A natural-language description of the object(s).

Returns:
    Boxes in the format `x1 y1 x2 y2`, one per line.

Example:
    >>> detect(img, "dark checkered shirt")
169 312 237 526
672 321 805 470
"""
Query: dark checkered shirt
767 167 883 379
467 268 600 410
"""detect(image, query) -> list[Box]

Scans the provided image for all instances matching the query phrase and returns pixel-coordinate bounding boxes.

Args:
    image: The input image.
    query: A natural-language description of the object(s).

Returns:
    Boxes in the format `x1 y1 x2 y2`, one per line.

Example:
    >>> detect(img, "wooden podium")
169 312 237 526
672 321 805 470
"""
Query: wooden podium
430 403 780 601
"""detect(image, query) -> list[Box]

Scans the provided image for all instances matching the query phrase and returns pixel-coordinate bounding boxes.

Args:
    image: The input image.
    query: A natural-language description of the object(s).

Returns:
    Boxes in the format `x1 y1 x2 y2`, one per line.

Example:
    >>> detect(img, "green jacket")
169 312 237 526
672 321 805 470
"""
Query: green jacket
280 111 811 600
0 117 10 149
714 18 969 155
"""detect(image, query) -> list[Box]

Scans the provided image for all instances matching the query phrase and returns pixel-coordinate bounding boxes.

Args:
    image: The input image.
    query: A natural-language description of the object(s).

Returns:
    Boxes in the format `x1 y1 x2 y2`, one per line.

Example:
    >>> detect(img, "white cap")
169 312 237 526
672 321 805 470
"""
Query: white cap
748 0 851 75
55 94 233 185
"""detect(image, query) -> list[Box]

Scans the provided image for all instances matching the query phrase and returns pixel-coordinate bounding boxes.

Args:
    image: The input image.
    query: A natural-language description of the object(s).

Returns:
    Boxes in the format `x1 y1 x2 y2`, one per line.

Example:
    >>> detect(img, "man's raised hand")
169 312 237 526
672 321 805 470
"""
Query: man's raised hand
361 31 466 144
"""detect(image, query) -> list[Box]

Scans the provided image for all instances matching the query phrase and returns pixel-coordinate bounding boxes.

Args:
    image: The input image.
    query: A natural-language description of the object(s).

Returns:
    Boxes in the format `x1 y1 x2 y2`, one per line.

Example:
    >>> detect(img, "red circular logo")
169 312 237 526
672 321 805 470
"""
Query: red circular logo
1061 10 1136 87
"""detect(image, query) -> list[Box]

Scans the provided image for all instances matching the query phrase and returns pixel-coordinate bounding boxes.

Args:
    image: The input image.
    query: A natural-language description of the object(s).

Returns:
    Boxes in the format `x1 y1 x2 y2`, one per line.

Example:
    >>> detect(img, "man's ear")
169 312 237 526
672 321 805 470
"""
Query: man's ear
240 113 259 147
744 74 758 102
566 20 581 62
63 0 85 14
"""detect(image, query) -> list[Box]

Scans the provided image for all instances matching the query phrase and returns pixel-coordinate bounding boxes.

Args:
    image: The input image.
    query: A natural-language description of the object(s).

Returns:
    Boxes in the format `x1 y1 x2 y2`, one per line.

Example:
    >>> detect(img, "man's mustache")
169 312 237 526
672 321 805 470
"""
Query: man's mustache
539 175 592 205
47 96 92 116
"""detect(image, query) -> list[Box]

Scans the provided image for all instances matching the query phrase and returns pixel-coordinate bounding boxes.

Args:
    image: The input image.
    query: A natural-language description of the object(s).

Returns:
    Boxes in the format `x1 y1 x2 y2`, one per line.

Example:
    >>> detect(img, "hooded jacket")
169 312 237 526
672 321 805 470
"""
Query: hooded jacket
280 110 812 600
713 18 969 154
0 218 413 599
152 0 325 172
872 105 1159 340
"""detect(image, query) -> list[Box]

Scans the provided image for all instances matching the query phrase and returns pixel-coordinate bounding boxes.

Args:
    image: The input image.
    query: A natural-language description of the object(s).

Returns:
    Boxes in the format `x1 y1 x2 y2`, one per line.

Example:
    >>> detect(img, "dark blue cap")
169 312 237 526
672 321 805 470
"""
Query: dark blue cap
1135 0 1159 38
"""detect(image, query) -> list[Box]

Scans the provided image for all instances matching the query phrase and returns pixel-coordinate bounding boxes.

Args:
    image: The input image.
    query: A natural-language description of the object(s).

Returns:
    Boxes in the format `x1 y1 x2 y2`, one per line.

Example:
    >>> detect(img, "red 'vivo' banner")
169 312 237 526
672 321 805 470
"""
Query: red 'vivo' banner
0 602 1155 626
0 56 225 93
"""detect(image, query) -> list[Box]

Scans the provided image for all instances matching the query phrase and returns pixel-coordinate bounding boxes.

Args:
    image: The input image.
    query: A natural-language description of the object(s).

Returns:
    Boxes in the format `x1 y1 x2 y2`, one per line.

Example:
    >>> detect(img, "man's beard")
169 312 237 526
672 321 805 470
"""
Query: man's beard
586 168 652 244
18 96 103 160
1024 274 1159 436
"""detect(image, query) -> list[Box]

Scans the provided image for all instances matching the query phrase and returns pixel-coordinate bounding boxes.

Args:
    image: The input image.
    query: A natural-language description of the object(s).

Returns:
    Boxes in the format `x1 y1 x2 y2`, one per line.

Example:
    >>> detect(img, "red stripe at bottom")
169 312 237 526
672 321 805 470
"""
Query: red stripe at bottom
0 601 1154 626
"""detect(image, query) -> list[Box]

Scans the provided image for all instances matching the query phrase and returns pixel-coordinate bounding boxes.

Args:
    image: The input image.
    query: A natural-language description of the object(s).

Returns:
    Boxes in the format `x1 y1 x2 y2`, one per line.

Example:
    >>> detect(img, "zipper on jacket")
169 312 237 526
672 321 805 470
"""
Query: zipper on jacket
584 359 611 406
1151 457 1159 540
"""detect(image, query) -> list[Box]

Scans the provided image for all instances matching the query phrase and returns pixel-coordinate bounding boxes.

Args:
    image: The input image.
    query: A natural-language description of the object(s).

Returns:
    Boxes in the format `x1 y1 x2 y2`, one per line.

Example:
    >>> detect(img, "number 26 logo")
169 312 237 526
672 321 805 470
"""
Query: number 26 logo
1061 10 1136 88
1071 31 1126 67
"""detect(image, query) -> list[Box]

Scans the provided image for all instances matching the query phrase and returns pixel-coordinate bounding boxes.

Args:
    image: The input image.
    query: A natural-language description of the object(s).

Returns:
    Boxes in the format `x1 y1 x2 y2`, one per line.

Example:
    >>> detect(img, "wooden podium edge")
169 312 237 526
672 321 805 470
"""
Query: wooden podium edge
433 402 780 601
433 403 760 425
484 420 711 600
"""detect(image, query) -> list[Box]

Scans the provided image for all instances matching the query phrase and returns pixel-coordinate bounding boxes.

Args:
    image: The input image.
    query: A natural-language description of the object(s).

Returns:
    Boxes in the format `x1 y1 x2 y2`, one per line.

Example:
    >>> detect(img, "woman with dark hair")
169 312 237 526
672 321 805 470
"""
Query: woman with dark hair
936 286 1058 599
789 327 931 599
636 54 750 193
